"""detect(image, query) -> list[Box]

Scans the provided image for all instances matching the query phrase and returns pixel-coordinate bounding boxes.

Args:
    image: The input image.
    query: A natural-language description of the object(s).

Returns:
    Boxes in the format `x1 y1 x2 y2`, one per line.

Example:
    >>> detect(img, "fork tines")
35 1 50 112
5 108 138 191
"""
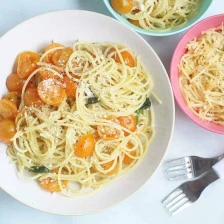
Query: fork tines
162 188 192 215
166 157 193 181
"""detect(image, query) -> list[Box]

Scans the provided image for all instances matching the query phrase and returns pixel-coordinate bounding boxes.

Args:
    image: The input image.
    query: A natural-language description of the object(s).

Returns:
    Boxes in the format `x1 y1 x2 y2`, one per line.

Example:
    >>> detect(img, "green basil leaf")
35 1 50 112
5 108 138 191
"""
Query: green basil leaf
86 97 99 105
29 166 50 173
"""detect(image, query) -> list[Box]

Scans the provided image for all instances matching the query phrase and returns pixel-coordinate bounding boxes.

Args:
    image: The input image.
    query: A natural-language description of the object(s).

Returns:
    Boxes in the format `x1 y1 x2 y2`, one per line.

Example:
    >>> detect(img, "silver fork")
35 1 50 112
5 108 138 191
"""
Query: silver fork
166 154 224 181
163 157 224 215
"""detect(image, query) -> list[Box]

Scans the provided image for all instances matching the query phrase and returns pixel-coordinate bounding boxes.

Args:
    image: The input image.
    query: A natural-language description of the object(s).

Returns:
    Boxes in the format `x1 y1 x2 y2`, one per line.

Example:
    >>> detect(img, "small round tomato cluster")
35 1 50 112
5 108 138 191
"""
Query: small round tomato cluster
0 43 77 144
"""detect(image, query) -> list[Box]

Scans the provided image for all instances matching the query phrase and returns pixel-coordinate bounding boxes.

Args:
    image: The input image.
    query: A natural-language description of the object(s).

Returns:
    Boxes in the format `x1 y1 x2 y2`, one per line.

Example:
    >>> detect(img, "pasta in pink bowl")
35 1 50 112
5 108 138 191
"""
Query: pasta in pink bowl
170 14 224 134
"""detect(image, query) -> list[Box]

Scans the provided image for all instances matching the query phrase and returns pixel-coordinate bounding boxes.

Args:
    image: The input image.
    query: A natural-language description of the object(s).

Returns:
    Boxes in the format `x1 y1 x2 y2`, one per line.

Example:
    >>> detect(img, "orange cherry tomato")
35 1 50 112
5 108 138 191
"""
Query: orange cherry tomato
17 51 40 79
123 143 136 164
52 47 73 68
37 79 66 105
44 43 63 64
27 76 37 88
128 19 141 27
0 119 16 144
6 73 26 92
63 76 77 99
97 116 120 140
38 67 62 80
101 160 119 175
40 177 68 192
114 51 135 67
6 73 36 92
118 115 136 136
3 92 21 108
74 133 95 158
24 87 44 107
0 99 18 120
111 0 133 14
123 151 135 164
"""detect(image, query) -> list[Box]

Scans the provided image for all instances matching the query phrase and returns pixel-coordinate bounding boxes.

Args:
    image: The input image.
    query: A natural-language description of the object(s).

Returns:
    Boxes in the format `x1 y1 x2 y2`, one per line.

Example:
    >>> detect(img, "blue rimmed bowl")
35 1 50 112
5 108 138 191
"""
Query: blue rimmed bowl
103 0 214 36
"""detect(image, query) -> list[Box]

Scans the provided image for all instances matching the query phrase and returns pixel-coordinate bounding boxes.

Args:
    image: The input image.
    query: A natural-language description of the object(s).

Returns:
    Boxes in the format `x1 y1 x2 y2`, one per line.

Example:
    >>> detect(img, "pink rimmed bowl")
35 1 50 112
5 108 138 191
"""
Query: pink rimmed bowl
170 14 224 134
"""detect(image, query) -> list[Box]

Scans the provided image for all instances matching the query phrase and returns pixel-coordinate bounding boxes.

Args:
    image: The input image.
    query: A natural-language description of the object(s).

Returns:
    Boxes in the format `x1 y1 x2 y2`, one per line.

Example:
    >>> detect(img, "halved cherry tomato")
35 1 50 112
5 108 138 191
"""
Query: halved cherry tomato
3 92 21 108
101 160 119 175
27 76 37 88
40 177 68 192
128 19 141 27
74 133 95 158
24 87 44 107
0 99 18 120
97 116 120 140
111 0 133 14
113 51 135 67
44 43 63 64
0 119 16 144
63 76 77 99
123 151 135 164
38 67 62 80
52 47 73 68
17 51 40 79
123 143 136 164
118 115 136 136
6 73 36 92
6 73 26 92
37 79 66 105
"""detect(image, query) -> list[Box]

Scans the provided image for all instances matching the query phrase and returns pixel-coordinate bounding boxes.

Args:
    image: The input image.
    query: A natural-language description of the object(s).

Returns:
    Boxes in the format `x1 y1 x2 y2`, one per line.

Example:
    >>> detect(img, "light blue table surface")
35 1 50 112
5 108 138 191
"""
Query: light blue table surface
1 1 224 224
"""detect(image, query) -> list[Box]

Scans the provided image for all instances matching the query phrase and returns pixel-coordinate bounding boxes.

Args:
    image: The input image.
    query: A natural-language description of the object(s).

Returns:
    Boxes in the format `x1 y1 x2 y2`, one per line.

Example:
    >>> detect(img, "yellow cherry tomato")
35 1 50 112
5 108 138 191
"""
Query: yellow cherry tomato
74 133 95 158
111 0 133 14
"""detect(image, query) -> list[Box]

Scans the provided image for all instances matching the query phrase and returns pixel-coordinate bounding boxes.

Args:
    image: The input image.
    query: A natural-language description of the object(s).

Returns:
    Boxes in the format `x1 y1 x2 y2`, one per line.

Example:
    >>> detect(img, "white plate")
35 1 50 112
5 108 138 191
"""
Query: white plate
0 10 174 215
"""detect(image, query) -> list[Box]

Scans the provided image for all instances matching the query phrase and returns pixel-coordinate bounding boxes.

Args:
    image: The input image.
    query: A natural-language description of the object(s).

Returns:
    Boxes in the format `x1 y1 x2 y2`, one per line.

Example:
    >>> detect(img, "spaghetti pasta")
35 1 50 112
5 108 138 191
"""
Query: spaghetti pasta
179 25 224 126
5 41 155 196
112 0 200 31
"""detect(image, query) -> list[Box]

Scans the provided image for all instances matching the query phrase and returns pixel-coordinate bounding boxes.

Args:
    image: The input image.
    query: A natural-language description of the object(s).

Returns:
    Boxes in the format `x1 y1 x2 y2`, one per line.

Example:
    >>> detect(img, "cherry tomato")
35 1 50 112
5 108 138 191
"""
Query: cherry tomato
63 76 77 99
74 133 95 158
114 51 135 67
118 115 136 136
24 87 44 107
0 119 16 144
38 67 62 80
40 177 68 192
123 151 135 164
17 51 40 79
101 160 119 175
6 73 36 92
3 92 21 108
52 47 73 68
0 99 18 120
111 0 133 14
128 19 141 27
44 43 63 64
97 116 120 140
6 73 26 92
123 143 135 164
37 79 66 105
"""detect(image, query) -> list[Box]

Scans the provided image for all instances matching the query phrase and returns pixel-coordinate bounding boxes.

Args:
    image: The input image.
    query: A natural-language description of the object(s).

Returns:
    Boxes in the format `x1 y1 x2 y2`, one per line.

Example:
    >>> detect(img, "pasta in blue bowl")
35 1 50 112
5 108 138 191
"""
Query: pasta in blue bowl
104 0 214 36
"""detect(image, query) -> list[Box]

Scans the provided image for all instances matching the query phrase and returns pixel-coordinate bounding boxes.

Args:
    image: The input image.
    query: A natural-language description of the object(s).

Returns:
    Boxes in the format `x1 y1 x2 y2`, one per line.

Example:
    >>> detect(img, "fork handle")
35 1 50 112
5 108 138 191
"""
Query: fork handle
194 154 224 177
214 154 224 163
213 158 224 178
